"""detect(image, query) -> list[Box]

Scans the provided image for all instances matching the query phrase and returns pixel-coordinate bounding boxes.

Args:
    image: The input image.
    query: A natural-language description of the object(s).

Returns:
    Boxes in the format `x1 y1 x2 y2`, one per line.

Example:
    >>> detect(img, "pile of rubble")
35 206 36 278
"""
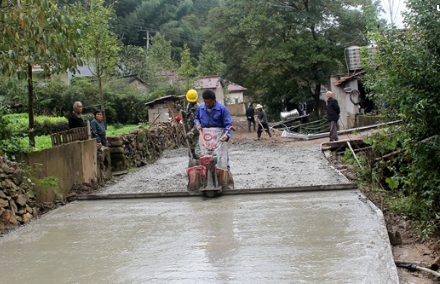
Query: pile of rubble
0 156 38 234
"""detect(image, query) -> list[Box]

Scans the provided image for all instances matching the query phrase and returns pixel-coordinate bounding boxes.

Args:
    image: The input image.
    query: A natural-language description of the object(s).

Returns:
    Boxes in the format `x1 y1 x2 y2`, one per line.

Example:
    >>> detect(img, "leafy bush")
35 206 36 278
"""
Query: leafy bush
3 113 68 136
361 1 440 236
104 92 149 124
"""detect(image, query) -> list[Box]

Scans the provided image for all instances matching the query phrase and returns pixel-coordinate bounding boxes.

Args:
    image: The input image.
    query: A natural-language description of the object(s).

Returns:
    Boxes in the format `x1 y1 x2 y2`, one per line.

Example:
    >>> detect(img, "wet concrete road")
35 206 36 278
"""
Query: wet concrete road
0 190 398 284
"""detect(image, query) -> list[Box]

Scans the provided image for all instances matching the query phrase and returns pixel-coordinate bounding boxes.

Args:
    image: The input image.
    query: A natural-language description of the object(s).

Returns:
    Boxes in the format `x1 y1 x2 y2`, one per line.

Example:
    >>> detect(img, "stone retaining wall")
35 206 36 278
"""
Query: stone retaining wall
108 122 185 172
0 156 38 234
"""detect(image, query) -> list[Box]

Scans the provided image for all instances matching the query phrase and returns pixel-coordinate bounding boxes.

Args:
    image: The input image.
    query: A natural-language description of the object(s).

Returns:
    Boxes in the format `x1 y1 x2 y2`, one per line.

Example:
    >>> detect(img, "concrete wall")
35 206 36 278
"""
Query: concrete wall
328 77 361 129
227 103 246 116
215 85 225 105
228 92 244 104
22 139 98 202
356 115 388 127
148 103 171 124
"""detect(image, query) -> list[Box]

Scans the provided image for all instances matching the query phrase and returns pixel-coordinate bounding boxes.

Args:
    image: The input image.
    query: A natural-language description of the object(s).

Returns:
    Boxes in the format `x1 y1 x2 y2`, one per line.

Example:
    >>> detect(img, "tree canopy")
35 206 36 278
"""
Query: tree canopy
362 0 440 224
204 0 374 116
0 0 83 146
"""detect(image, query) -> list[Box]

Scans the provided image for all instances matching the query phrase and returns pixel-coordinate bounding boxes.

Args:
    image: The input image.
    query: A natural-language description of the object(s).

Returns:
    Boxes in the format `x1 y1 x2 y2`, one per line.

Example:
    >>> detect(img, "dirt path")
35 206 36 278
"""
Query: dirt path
99 116 438 284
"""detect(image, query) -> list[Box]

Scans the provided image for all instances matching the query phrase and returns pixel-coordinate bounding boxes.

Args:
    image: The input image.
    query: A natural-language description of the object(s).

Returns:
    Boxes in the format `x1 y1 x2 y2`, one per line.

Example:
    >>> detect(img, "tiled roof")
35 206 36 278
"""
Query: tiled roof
228 82 247 92
194 76 221 89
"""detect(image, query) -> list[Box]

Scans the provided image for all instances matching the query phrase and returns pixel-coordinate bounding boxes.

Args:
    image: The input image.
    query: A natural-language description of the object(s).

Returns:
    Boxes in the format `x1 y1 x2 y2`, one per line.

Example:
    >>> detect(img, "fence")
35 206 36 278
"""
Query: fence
50 123 90 147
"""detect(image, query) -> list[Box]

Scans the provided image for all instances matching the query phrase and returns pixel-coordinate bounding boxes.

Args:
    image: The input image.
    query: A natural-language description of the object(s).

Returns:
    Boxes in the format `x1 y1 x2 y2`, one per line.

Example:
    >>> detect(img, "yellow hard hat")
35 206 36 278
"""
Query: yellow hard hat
186 89 198 103
255 104 263 109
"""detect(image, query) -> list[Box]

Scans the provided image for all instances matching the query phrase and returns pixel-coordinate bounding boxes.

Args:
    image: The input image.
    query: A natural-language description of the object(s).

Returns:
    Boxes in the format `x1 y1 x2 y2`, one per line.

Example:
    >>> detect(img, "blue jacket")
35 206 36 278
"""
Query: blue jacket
90 119 108 146
194 101 233 137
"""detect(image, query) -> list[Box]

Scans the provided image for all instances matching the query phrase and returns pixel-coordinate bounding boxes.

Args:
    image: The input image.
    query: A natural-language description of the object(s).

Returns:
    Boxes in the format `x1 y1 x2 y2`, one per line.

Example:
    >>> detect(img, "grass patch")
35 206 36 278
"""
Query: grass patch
106 123 148 136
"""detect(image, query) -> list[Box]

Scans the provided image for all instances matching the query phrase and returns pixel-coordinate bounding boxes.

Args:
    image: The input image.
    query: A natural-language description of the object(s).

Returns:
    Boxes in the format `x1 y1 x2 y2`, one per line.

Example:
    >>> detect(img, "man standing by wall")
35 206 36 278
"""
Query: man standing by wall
326 91 340 141
68 101 86 129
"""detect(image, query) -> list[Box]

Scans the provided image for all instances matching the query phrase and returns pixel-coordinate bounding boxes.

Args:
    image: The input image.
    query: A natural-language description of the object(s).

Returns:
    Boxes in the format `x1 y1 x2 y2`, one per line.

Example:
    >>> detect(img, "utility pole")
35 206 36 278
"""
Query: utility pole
141 27 150 51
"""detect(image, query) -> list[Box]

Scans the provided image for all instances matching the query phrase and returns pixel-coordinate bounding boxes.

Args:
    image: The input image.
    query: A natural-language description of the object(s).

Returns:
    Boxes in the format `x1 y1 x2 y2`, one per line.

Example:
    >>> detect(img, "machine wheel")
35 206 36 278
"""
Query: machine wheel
203 191 216 198
188 158 198 167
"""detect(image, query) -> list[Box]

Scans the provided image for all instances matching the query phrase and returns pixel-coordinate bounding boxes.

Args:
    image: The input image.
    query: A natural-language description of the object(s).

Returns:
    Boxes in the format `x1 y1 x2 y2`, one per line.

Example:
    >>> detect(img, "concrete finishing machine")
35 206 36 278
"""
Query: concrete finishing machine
186 127 234 197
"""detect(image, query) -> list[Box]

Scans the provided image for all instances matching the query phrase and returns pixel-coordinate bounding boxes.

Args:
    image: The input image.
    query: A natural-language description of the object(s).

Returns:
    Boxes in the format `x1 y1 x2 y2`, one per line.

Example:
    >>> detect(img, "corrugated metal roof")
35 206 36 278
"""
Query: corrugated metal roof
332 70 365 86
144 95 184 106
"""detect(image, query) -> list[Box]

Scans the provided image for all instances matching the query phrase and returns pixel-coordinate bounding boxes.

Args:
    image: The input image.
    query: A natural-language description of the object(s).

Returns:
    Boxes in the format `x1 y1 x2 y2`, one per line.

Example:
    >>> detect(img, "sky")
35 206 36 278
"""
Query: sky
379 0 407 28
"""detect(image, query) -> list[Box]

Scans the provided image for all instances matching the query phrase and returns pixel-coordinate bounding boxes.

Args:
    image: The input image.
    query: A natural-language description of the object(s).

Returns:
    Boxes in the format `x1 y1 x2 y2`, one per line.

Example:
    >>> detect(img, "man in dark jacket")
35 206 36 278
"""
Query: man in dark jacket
68 101 86 129
326 91 340 141
245 103 256 132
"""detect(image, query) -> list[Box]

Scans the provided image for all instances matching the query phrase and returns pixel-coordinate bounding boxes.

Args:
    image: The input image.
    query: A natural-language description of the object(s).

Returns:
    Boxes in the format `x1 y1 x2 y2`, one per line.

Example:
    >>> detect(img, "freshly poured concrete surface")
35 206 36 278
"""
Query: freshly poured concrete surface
0 191 398 284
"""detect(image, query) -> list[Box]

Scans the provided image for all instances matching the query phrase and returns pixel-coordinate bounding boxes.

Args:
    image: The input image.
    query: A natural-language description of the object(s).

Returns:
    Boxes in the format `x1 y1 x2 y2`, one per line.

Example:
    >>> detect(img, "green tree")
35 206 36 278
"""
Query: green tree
197 43 225 77
178 43 196 90
363 0 440 223
205 0 373 117
144 33 177 92
119 45 148 77
78 0 120 123
0 0 82 146
147 33 175 71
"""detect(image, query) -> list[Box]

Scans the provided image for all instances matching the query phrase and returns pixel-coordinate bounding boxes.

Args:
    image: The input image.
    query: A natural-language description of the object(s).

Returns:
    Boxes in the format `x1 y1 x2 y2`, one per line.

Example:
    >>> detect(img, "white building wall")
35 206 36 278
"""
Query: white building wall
328 77 361 130
148 104 171 123
214 85 225 105
228 92 244 104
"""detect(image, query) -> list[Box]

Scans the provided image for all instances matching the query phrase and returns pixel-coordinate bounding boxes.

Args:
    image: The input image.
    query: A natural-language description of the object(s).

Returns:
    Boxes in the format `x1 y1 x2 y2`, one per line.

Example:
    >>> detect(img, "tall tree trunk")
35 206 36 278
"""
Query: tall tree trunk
98 74 106 128
96 55 106 128
313 83 321 118
27 63 35 147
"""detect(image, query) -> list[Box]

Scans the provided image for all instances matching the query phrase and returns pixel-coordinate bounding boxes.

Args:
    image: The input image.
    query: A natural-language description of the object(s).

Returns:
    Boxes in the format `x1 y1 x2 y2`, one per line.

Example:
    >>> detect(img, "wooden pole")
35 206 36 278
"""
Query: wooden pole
347 141 363 169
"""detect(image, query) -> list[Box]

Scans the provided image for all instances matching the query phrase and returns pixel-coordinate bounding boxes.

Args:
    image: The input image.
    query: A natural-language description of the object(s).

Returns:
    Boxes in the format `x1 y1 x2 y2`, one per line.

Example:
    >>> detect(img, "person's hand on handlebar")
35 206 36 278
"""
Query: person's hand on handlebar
220 134 229 142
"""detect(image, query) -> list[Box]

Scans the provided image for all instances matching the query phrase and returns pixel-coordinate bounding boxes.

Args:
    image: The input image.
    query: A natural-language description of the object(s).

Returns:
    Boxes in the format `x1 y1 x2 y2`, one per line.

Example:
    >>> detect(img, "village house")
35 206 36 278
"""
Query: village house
144 95 183 124
227 82 247 104
193 75 226 104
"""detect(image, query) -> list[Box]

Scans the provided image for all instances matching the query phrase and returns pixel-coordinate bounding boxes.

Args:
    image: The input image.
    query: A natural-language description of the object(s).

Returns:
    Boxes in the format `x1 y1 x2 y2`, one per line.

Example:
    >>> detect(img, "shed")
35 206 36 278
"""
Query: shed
144 95 184 124
328 70 376 129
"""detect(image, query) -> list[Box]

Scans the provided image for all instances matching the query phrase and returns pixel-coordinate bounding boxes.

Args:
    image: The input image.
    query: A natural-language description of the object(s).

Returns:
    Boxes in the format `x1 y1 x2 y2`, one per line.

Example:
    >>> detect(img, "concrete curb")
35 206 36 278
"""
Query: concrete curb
75 183 358 200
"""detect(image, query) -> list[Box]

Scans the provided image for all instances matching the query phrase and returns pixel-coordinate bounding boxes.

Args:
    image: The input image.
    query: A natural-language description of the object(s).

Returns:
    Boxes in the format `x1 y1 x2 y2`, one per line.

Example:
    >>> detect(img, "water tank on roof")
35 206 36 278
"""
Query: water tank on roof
345 46 362 71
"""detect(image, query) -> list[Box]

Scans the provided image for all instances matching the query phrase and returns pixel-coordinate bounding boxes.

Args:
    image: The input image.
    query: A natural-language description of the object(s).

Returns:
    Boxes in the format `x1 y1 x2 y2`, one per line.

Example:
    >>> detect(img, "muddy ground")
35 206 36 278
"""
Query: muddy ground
98 116 438 284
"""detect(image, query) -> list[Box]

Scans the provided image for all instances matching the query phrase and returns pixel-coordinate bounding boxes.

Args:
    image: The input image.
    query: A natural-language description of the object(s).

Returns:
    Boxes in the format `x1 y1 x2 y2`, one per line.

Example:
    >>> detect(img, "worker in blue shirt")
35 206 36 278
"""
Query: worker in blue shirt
194 89 233 142
194 89 233 170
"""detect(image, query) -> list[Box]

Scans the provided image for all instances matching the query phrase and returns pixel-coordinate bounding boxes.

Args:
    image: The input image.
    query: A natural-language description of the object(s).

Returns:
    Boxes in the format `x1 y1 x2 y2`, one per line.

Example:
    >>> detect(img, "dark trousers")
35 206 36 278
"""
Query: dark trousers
257 122 271 138
247 117 255 132
329 121 338 141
